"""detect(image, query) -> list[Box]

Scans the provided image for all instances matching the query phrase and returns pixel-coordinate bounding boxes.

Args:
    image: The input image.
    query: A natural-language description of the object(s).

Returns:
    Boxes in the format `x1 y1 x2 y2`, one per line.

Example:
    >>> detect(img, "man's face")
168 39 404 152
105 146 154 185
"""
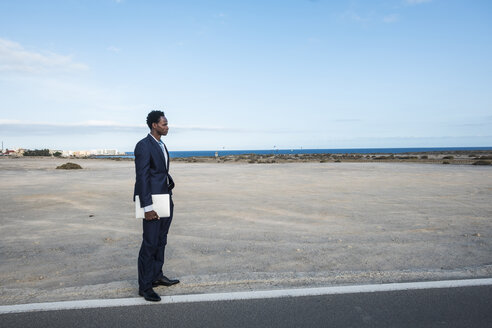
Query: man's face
153 116 169 136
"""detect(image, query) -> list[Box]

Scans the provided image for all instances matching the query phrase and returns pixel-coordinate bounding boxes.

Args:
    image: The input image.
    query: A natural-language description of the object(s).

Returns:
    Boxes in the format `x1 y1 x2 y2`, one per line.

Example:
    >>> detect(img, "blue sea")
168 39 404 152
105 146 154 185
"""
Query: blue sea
102 147 492 159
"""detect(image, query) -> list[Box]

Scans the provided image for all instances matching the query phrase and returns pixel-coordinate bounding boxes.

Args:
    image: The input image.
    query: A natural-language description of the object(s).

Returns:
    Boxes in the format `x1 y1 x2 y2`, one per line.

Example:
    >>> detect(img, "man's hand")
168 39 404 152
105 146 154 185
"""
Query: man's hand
144 210 160 220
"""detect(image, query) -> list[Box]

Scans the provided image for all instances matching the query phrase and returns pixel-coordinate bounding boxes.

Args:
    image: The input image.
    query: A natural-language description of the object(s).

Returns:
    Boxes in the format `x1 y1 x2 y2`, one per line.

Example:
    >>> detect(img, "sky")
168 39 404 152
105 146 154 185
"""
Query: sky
1 0 491 151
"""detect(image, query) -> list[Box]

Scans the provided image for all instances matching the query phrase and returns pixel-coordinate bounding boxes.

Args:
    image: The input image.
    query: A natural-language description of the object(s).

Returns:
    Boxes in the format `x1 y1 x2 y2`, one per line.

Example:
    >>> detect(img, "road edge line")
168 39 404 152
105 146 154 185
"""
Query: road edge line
2 277 492 314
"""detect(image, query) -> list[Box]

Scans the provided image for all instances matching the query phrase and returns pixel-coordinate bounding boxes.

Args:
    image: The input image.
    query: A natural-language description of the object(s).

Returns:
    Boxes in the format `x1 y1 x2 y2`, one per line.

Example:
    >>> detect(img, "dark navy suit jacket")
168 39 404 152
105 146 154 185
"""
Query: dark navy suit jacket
133 134 174 208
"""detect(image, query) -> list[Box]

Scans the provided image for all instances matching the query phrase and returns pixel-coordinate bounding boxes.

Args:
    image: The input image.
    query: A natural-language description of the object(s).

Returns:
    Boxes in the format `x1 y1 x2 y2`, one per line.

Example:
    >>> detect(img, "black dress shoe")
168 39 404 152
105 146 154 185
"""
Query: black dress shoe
138 288 161 302
152 275 180 287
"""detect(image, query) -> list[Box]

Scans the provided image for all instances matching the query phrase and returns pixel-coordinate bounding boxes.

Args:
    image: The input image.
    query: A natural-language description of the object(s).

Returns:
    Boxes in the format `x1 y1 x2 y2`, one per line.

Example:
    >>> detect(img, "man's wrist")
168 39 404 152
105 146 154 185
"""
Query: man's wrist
144 205 153 213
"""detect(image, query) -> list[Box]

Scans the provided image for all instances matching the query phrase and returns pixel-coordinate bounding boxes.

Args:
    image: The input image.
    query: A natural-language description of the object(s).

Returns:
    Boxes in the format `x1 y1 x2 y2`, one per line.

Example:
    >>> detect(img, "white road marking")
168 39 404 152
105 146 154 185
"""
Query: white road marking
1 278 491 314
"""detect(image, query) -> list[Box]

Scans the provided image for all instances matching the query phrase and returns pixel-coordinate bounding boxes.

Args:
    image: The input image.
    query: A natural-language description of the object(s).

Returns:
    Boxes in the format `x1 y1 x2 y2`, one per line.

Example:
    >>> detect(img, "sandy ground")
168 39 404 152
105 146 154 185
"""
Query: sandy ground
0 157 491 305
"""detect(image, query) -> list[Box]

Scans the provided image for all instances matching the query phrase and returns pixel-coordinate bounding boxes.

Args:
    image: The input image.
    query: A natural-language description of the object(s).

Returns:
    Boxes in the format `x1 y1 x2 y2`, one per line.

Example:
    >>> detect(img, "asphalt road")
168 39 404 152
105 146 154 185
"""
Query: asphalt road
2 285 491 328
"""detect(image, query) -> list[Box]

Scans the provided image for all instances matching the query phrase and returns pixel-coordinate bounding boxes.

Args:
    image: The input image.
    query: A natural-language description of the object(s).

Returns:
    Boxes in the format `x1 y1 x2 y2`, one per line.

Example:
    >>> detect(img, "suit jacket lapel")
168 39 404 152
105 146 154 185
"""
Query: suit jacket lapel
163 143 170 172
147 134 166 169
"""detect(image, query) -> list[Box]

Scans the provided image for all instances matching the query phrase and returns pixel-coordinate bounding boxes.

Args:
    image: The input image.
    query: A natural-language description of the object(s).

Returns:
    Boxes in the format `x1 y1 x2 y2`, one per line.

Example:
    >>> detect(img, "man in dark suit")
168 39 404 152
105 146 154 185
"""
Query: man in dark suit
134 110 179 302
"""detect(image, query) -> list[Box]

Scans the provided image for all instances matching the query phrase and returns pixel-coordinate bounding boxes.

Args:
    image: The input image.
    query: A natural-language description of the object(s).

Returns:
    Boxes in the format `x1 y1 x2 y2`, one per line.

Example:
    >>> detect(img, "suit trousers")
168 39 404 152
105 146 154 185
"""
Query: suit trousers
138 198 174 291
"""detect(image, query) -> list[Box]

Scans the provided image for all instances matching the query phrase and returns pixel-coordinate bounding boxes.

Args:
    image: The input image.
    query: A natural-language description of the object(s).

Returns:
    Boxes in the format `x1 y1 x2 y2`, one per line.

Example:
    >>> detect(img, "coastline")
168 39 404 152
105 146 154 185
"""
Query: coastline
7 149 491 165
171 149 492 165
81 149 492 165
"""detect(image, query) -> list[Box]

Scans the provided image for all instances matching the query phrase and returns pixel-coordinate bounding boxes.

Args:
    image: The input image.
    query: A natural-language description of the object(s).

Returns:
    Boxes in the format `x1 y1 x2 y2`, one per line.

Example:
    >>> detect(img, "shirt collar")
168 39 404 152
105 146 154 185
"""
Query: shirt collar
149 133 163 144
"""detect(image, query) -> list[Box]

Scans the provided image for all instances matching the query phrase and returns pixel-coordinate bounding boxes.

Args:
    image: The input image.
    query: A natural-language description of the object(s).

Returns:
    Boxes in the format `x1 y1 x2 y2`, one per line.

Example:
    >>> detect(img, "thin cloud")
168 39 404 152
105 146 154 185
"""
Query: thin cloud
0 120 241 136
0 120 145 136
0 119 309 137
213 12 229 25
0 38 88 74
342 10 370 23
0 119 146 128
107 46 121 53
451 116 492 128
383 14 399 23
454 122 492 128
172 125 241 133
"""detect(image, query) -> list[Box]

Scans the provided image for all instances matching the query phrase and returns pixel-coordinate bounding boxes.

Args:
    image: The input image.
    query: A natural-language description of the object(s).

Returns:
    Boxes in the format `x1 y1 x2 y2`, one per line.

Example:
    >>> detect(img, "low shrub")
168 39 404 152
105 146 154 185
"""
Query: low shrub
473 160 491 165
56 162 82 169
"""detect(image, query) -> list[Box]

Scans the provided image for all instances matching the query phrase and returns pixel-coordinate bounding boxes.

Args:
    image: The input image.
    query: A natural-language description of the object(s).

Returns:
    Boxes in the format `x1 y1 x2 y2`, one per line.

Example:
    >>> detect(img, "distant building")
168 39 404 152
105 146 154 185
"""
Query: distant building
60 149 120 157
104 149 118 155
49 149 63 155
2 149 16 156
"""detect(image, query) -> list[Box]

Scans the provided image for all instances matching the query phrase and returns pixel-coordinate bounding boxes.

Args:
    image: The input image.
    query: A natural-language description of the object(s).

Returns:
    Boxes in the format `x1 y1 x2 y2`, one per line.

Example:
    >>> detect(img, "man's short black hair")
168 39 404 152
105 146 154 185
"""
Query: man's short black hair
146 110 165 130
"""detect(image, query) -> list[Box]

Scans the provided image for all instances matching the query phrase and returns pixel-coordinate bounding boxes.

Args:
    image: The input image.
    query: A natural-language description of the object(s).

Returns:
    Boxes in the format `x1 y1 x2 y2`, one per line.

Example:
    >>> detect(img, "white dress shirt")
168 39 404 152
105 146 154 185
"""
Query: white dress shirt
143 134 168 213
